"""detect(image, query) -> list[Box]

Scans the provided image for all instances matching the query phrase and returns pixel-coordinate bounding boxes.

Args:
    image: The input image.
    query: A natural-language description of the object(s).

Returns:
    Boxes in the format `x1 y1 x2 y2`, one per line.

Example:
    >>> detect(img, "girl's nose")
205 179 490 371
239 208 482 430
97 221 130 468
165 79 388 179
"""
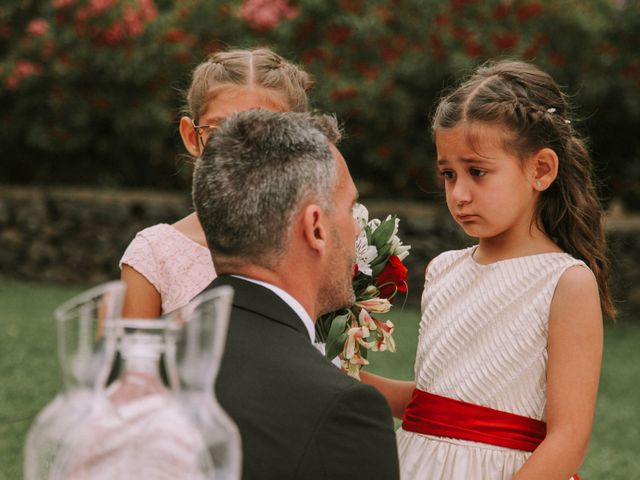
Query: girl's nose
450 179 472 205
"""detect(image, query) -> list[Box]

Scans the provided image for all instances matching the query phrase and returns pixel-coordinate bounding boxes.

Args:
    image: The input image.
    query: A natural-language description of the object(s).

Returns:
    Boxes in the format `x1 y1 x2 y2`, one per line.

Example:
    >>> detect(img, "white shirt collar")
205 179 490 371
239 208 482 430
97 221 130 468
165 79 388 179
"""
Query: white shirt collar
232 275 315 343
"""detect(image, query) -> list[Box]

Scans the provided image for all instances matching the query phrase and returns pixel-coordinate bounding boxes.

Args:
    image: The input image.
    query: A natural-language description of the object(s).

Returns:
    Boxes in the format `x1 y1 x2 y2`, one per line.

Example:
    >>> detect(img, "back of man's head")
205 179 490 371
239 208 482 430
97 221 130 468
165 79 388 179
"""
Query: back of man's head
192 109 341 269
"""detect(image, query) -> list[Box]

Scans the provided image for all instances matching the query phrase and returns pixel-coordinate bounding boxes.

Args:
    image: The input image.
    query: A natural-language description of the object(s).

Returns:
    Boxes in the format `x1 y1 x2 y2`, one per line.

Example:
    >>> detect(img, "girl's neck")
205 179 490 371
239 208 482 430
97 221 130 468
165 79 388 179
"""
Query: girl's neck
474 225 561 265
172 212 208 248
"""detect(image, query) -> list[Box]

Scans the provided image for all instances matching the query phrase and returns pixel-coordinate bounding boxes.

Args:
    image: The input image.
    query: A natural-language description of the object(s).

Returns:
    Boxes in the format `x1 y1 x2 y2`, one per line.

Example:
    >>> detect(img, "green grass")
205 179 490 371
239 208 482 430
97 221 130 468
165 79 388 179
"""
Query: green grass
1 280 639 479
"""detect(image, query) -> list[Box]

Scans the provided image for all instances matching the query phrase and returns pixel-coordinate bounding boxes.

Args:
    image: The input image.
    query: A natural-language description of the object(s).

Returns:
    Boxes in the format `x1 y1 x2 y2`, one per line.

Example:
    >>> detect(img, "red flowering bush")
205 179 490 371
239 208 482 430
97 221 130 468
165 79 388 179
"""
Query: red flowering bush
0 0 200 187
1 0 639 206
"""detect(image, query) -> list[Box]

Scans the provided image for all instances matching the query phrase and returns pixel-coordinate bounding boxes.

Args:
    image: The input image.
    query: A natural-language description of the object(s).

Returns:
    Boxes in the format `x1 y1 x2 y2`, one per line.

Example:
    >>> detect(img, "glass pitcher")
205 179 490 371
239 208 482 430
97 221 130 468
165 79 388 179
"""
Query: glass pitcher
24 283 240 480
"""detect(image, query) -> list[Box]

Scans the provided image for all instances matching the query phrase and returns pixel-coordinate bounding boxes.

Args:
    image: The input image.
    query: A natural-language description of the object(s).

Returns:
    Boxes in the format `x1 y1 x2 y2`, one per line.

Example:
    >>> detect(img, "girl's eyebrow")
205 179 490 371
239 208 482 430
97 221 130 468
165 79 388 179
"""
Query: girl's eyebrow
437 157 493 166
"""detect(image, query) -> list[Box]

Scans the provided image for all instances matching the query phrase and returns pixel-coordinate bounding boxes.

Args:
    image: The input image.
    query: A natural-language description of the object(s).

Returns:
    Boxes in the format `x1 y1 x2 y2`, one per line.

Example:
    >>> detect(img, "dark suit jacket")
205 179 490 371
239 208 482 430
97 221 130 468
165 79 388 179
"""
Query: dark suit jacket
209 275 399 480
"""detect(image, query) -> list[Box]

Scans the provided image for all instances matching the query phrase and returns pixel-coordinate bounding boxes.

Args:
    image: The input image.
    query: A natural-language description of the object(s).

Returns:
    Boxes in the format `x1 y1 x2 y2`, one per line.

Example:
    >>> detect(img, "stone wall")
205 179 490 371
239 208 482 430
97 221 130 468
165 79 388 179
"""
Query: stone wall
1 186 638 316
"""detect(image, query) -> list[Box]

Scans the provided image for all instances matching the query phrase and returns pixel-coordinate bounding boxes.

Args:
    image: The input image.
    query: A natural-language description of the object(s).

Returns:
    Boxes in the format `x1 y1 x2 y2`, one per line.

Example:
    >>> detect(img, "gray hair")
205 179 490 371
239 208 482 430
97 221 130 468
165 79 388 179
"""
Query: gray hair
192 109 341 267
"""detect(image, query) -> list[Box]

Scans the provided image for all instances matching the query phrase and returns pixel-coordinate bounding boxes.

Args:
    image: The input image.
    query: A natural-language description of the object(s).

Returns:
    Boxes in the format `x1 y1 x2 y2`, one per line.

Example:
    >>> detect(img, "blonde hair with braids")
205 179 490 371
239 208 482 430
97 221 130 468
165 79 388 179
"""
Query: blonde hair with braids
184 47 313 123
432 59 615 318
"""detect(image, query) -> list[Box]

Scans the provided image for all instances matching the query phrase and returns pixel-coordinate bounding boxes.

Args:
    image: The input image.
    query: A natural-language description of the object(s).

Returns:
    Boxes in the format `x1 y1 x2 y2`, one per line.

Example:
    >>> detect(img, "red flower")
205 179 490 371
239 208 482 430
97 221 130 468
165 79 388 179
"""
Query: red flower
382 46 400 62
516 3 543 23
464 39 484 57
326 25 351 45
493 4 510 20
377 144 392 157
434 14 450 26
451 26 470 40
491 32 518 51
374 255 408 300
550 52 566 67
339 0 363 13
330 87 358 101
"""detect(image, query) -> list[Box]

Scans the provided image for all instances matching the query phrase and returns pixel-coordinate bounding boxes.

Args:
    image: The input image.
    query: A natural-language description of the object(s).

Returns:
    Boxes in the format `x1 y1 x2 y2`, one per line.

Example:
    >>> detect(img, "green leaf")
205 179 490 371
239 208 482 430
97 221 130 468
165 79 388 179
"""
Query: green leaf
325 313 350 359
371 249 393 277
371 242 393 267
370 217 396 249
315 311 338 342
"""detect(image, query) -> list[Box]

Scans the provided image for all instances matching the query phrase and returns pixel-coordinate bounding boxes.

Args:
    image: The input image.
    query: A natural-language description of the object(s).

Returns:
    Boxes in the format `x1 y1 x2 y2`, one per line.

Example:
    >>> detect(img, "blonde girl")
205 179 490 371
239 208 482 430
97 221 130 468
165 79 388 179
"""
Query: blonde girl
120 48 312 317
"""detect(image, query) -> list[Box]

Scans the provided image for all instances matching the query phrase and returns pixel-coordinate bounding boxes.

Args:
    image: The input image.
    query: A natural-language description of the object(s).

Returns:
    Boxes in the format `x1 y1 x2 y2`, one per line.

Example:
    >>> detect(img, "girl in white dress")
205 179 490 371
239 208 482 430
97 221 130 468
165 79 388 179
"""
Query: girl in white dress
120 48 313 316
362 60 615 479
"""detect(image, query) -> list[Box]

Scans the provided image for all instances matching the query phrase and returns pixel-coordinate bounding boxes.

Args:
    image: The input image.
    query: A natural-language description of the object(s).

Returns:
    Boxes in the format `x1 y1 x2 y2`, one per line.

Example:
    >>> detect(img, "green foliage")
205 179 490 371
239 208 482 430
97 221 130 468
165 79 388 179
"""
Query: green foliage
1 0 639 204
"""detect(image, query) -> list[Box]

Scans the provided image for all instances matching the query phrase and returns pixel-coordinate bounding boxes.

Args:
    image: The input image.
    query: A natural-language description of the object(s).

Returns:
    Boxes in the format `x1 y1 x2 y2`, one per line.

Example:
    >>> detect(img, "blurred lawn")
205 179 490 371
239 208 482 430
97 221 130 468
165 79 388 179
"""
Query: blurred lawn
1 279 638 479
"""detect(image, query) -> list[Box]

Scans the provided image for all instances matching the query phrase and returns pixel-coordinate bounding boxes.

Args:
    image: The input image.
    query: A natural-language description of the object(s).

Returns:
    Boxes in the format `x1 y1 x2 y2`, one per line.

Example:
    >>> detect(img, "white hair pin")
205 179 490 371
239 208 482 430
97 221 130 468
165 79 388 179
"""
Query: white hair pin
546 107 571 124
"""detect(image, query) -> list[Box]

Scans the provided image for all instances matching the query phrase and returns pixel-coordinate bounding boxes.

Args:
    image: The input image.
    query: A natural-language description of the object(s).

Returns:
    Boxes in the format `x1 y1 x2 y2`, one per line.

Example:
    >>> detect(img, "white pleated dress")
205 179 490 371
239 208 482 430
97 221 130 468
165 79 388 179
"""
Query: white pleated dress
397 246 586 479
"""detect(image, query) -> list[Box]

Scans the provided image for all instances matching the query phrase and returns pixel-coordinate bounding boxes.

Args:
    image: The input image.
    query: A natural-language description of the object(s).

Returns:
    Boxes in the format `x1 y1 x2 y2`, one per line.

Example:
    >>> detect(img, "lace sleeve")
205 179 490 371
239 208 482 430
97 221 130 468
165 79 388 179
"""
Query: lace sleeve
119 231 161 293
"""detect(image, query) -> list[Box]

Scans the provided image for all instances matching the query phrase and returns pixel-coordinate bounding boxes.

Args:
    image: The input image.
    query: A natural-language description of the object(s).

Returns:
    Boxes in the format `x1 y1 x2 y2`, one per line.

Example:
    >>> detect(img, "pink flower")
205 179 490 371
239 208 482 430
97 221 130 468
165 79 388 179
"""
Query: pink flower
122 6 144 37
89 0 116 15
373 319 395 352
355 297 391 314
358 308 377 331
5 74 19 90
53 0 75 9
239 0 299 31
99 21 125 45
138 0 158 21
27 18 49 37
4 60 43 90
15 60 42 77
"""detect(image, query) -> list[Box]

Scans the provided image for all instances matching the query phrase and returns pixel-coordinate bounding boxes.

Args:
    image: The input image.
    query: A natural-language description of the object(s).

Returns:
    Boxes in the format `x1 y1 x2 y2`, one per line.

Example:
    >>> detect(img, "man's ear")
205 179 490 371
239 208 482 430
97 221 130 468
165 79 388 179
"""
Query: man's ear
179 116 201 157
301 204 327 253
530 147 559 191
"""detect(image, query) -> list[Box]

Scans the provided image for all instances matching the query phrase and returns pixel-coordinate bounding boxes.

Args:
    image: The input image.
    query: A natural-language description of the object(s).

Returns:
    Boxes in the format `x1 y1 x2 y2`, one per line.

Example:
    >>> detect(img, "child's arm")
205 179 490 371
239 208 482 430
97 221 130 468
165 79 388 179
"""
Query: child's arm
359 370 415 418
513 266 603 480
121 264 162 319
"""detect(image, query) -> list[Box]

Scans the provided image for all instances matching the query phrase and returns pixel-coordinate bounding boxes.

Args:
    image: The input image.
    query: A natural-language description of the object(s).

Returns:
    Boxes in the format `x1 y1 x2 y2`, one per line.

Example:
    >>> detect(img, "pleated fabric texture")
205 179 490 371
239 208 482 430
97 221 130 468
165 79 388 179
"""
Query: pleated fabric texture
397 246 585 480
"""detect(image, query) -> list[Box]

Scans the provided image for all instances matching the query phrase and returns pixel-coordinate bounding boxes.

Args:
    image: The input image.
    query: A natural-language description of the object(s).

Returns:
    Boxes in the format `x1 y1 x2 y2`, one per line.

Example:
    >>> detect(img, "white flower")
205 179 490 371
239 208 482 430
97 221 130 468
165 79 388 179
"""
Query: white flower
389 234 411 261
355 230 377 276
368 218 381 232
352 203 369 229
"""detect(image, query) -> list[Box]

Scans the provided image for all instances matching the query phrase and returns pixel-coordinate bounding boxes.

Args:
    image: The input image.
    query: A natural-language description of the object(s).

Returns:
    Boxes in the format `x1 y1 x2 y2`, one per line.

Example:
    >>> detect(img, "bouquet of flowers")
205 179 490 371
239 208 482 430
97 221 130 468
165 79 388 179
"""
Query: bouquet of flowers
316 204 410 379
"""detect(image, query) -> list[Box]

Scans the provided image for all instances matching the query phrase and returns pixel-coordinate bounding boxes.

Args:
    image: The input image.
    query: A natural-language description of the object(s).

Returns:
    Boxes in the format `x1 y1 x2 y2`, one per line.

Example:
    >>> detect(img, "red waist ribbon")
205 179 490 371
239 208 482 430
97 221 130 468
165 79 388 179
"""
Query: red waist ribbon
402 389 581 479
401 388 546 452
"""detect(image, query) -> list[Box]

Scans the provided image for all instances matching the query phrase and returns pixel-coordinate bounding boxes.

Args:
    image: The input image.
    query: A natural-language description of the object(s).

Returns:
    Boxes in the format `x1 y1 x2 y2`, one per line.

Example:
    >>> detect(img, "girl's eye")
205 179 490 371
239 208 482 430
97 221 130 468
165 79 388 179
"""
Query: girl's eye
439 170 455 180
470 168 486 177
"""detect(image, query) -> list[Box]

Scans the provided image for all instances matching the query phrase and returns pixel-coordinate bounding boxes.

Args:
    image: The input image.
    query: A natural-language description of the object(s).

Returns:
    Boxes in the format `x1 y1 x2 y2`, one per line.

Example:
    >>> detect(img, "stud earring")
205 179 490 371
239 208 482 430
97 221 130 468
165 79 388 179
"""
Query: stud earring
535 180 542 189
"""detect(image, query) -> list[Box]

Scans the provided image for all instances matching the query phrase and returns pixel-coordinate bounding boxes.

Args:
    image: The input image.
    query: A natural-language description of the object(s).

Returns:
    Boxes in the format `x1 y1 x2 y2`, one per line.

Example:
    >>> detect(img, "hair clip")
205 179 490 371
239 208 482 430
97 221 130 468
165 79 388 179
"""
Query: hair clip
546 107 571 124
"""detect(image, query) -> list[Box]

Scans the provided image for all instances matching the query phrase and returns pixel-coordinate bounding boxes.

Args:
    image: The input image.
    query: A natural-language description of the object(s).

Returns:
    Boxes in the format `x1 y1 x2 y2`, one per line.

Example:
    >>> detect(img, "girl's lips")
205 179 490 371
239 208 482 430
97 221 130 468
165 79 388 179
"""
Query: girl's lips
456 213 478 222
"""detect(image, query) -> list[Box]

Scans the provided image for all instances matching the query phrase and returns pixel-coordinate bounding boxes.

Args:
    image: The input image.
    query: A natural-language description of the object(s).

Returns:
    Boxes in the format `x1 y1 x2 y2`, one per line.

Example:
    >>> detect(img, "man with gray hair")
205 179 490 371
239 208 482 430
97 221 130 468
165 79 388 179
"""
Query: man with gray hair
193 109 399 479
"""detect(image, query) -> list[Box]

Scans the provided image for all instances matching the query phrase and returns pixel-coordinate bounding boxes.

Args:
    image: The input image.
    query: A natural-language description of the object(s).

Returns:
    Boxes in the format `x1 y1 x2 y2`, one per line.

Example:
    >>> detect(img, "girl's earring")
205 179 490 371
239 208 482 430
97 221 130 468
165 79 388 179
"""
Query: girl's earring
535 180 542 190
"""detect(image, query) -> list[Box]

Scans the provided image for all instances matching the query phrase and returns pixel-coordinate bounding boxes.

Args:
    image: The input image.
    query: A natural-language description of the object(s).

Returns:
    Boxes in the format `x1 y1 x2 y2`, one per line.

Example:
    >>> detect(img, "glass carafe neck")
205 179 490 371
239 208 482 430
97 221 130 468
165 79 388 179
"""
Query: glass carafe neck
120 332 164 375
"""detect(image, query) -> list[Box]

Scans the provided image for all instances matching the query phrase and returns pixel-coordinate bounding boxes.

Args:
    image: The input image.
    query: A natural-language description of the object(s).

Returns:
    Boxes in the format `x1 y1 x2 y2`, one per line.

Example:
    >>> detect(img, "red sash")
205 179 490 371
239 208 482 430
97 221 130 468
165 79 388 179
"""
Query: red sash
402 389 581 479
402 389 547 452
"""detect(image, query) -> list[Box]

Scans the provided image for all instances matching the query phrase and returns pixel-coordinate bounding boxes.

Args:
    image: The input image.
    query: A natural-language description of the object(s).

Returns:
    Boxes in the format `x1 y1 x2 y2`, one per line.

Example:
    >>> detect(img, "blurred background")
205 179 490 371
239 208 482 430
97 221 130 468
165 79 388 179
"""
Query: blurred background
1 0 639 302
1 0 639 478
